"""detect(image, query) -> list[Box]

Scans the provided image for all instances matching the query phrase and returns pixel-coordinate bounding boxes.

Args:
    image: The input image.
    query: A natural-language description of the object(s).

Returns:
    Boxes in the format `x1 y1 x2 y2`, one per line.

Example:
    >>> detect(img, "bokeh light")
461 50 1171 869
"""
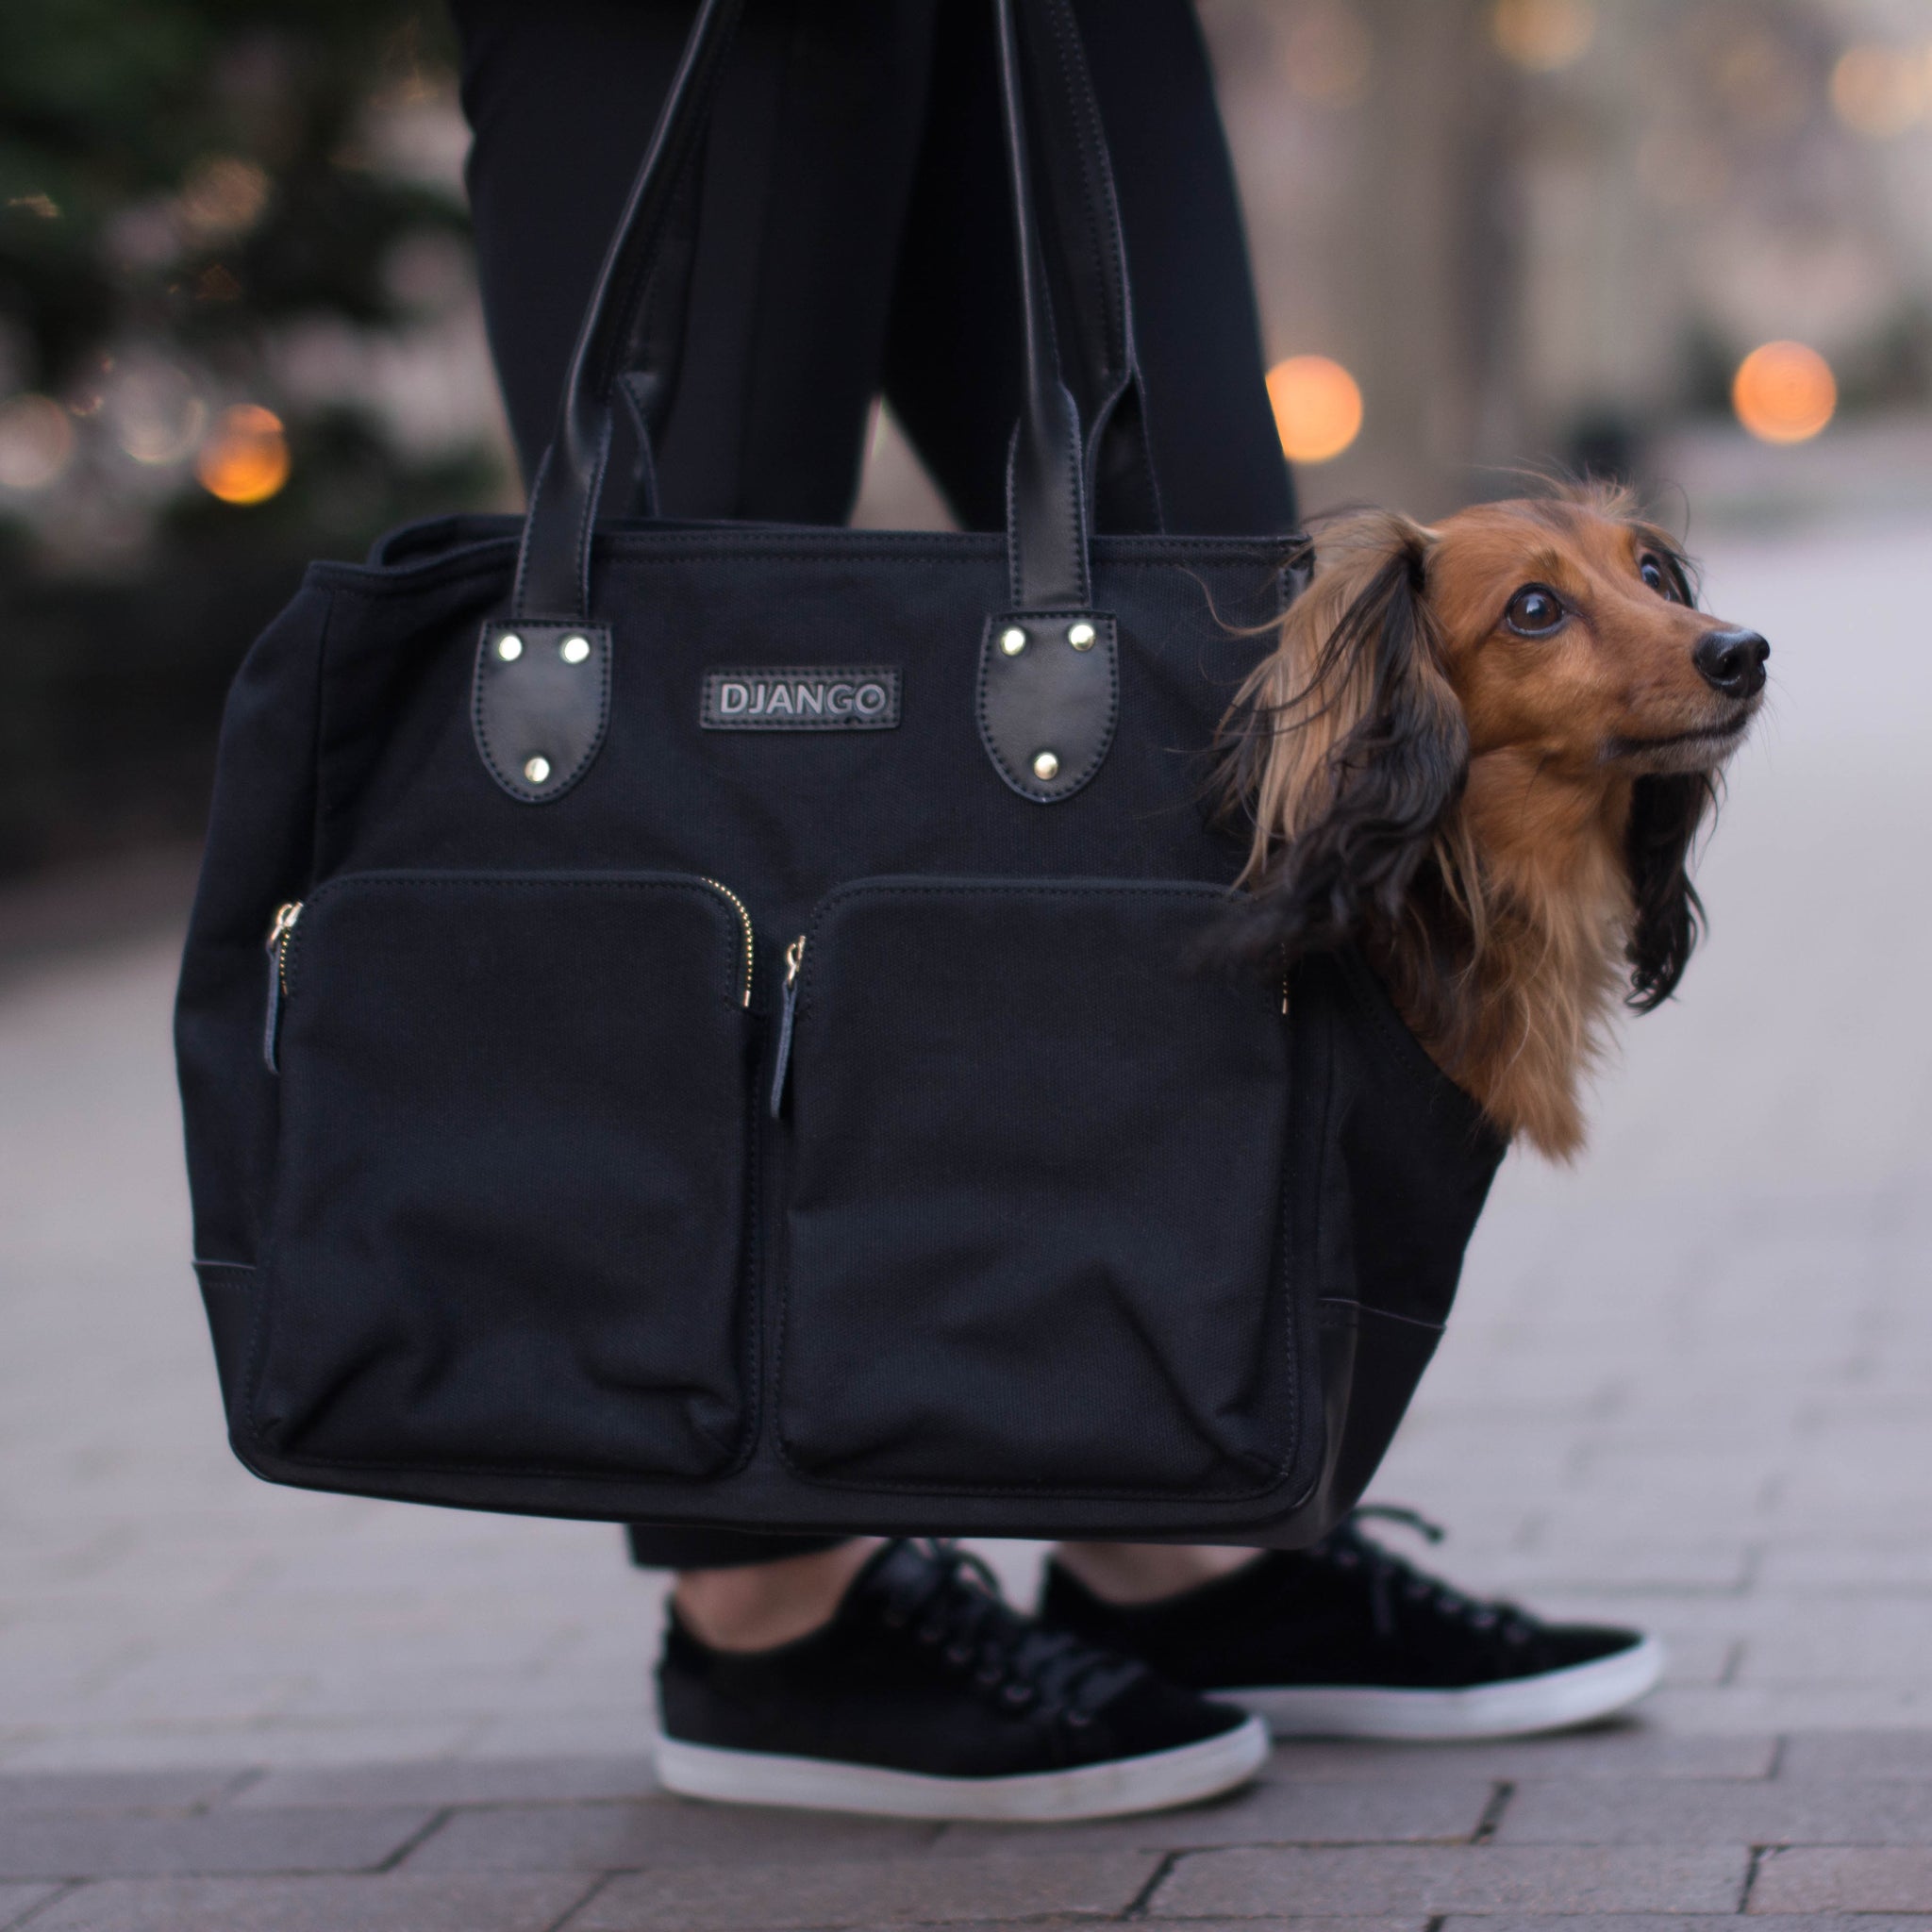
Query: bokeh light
1732 341 1837 445
1267 356 1363 464
1830 44 1928 140
1283 4 1374 108
176 156 271 242
195 404 291 503
1491 0 1597 74
109 363 207 467
0 394 76 491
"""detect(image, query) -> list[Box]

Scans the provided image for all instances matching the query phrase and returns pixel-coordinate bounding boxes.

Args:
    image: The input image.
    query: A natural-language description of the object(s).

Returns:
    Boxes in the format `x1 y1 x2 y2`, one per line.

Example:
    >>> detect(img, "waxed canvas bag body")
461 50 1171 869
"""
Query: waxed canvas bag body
175 0 1504 1544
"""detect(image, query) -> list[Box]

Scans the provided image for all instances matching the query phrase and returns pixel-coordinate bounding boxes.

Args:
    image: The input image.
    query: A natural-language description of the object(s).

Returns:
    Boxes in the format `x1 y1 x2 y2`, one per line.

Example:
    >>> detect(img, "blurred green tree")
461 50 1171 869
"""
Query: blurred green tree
0 2 503 875
3 2 459 376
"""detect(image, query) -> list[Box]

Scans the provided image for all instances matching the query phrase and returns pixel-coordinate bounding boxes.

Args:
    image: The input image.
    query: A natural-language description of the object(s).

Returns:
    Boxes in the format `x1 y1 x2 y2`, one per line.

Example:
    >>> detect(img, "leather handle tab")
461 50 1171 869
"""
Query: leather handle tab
512 0 746 622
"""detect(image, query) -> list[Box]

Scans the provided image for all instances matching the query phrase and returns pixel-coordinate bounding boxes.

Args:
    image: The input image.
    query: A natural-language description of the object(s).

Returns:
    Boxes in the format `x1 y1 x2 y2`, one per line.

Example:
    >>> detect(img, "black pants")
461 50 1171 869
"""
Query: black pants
452 0 1294 1570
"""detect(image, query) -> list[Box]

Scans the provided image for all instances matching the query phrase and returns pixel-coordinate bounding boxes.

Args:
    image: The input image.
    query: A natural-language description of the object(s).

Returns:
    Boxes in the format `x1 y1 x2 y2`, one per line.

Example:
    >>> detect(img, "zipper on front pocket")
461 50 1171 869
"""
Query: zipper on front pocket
768 935 807 1119
698 878 755 1008
262 900 303 1074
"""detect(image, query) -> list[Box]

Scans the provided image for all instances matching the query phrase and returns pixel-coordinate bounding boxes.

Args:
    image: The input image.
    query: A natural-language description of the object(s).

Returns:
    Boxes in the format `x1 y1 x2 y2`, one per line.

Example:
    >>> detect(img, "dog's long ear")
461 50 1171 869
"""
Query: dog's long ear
1222 511 1468 959
1624 772 1717 1010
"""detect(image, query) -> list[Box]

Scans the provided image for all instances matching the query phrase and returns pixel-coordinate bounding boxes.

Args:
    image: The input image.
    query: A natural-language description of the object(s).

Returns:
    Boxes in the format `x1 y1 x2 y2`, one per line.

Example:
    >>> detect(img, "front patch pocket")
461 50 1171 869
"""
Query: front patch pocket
778 879 1295 1497
255 872 754 1481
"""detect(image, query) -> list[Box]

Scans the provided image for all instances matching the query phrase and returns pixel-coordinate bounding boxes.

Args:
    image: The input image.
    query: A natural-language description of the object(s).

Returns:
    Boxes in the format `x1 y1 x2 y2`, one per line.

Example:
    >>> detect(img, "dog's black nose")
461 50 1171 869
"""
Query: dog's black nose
1693 628 1769 698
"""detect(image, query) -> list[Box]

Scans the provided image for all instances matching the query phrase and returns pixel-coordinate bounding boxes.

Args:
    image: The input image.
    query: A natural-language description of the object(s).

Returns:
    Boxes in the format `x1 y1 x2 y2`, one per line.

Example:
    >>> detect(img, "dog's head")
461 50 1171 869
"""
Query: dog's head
1224 486 1768 1013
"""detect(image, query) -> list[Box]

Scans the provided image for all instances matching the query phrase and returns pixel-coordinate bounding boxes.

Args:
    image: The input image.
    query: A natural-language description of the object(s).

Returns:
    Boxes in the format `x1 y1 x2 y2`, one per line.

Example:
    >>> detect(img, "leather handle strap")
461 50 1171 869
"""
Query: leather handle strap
512 0 746 621
1016 0 1160 534
995 0 1088 611
511 0 1149 624
607 0 1159 532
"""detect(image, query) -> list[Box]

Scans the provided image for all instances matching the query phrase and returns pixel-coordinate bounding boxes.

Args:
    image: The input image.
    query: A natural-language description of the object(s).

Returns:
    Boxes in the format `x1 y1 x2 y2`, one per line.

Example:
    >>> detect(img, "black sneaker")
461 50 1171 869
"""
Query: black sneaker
1041 1509 1664 1742
654 1539 1268 1821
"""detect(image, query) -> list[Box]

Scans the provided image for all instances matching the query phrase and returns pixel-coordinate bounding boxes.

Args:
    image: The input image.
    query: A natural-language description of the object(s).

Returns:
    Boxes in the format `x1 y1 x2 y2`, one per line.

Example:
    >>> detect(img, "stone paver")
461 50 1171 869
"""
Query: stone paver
1264 1732 1780 1782
1146 1843 1754 1917
0 1806 435 1881
402 1799 940 1871
233 1754 658 1809
0 1768 242 1814
16 1874 595 1932
1749 1844 1932 1914
1 515 1929 1924
563 1853 1155 1930
1447 1921 1932 1932
0 1888 61 1932
1498 1777 1932 1845
930 1774 1493 1855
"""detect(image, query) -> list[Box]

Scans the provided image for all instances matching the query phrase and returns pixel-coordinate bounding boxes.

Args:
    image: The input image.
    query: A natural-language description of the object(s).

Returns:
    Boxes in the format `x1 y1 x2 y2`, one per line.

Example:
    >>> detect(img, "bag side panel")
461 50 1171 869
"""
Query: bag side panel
1290 949 1506 1531
175 580 332 1267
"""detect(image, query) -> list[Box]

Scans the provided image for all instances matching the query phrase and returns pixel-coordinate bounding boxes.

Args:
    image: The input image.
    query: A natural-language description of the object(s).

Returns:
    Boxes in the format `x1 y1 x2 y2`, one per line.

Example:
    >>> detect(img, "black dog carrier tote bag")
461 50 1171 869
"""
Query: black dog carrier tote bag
175 0 1503 1544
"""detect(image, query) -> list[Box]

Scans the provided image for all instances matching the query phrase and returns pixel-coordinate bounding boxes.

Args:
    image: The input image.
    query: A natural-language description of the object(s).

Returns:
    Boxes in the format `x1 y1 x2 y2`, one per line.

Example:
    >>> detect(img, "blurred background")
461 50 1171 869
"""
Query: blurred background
7 0 1932 1847
4 0 1930 882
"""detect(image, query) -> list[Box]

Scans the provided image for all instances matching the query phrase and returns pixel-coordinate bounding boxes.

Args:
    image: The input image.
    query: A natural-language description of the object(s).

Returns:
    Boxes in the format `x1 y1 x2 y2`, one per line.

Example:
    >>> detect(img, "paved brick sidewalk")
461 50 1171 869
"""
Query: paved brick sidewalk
2 516 1929 1926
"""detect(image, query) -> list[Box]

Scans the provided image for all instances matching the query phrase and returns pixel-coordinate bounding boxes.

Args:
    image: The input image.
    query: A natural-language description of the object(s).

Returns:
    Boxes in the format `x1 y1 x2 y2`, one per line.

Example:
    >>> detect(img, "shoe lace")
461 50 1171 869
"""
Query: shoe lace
1315 1507 1541 1649
876 1541 1141 1724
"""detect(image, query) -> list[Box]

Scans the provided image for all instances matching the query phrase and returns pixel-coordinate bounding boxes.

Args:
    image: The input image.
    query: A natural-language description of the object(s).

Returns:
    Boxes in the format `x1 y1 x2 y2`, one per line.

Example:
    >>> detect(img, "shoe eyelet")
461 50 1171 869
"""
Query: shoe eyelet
1002 1683 1035 1707
1333 1549 1359 1569
944 1642 974 1667
1066 1709 1094 1729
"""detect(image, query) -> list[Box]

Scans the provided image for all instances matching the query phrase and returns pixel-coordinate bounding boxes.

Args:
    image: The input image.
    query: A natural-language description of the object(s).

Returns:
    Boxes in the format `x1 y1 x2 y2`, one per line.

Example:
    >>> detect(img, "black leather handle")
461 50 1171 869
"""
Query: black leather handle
510 0 1147 624
607 0 1158 532
1015 0 1161 535
512 0 746 621
995 0 1088 611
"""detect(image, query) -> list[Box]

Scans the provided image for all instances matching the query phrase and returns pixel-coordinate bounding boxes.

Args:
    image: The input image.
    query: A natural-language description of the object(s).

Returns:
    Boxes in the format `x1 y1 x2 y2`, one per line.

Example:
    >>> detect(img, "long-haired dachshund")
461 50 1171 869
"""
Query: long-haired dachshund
1223 484 1768 1158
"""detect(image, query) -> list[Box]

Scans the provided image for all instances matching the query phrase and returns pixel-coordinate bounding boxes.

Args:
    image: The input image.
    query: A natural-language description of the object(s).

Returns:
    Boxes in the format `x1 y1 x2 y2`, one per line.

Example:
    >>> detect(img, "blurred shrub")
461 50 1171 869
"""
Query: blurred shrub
0 2 506 878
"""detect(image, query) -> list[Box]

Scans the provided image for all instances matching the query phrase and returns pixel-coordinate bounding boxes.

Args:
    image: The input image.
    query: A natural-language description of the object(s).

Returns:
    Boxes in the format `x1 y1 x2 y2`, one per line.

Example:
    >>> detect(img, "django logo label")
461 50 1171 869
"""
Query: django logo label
701 667 900 732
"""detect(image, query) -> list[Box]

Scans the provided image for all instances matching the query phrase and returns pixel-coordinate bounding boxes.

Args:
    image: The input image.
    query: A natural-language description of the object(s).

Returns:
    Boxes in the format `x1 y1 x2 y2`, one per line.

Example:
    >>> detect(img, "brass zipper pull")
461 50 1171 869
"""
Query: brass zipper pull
262 901 303 1074
769 935 807 1120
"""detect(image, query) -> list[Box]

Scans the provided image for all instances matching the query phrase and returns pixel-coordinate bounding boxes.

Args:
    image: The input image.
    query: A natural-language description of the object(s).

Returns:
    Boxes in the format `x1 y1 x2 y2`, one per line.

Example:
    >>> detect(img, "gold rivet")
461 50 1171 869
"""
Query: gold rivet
1067 622 1096 650
1032 750 1059 782
496 633 523 662
560 634 591 664
999 625 1027 656
524 756 551 785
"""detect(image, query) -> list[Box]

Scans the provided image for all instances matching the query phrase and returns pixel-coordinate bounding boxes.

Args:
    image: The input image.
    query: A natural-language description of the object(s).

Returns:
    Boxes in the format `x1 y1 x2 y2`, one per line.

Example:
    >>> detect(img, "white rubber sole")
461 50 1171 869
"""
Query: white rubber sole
654 1713 1269 1822
1226 1635 1665 1741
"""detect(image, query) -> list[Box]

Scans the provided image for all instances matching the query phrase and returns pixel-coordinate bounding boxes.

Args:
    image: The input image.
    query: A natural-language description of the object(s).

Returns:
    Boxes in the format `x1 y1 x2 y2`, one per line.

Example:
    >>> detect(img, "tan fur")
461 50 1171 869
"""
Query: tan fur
1230 487 1761 1159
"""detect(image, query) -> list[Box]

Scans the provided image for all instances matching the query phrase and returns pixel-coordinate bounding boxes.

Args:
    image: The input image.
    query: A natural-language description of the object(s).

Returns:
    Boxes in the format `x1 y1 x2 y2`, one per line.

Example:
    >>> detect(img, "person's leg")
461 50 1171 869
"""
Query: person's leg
880 0 1290 1606
880 1 1660 1740
454 0 936 519
446 0 1268 1816
454 0 937 1614
880 0 1294 538
674 1540 881 1650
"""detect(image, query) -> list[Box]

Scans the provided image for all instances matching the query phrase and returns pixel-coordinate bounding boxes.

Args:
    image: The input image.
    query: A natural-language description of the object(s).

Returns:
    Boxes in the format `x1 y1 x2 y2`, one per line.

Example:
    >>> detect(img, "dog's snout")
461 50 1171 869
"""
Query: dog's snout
1692 627 1769 699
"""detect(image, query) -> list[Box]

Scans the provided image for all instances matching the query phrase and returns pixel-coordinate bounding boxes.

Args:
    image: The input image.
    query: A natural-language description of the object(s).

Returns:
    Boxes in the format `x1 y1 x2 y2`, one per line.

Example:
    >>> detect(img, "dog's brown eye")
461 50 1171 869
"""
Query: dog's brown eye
1505 585 1565 636
1640 556 1678 600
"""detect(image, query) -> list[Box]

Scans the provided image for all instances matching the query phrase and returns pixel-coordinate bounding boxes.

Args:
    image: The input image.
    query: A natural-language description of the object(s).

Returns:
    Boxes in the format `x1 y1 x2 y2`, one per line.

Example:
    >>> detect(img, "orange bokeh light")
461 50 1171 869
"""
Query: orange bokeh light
196 404 290 504
1731 341 1837 446
1267 355 1363 464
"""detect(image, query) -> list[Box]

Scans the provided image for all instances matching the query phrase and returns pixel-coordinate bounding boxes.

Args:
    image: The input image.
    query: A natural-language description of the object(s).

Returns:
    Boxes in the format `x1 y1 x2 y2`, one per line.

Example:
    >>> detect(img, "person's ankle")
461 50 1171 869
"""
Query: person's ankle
1053 1541 1263 1607
674 1539 882 1652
